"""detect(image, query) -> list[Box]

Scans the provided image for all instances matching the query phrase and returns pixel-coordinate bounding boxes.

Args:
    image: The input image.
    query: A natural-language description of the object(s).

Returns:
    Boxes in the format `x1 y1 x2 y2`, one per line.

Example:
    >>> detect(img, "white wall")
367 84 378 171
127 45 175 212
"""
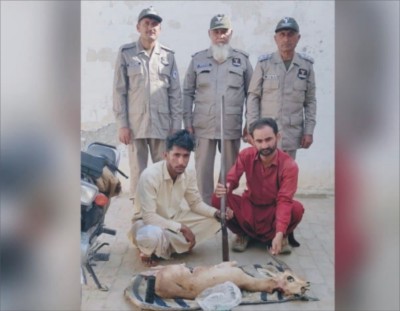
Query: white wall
81 1 334 194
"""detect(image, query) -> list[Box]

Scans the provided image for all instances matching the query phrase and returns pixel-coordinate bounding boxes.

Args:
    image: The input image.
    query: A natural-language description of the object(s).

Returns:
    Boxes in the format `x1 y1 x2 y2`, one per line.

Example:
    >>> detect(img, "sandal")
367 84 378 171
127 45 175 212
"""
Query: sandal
139 252 158 267
232 235 250 252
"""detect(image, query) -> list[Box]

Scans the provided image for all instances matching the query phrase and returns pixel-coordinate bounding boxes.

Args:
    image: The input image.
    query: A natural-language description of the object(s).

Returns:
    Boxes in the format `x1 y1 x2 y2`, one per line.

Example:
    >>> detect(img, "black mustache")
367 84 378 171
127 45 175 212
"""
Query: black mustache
259 148 273 154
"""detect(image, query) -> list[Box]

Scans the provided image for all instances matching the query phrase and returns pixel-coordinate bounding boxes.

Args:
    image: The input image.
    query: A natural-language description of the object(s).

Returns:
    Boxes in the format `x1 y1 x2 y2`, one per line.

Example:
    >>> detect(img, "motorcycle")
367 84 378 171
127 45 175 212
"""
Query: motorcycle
80 142 127 291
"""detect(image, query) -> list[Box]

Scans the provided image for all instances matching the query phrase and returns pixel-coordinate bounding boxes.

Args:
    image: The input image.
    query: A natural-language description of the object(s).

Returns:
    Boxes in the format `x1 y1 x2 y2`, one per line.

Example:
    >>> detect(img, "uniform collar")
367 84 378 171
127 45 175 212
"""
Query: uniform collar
136 40 161 56
271 51 282 64
291 53 302 67
273 51 301 67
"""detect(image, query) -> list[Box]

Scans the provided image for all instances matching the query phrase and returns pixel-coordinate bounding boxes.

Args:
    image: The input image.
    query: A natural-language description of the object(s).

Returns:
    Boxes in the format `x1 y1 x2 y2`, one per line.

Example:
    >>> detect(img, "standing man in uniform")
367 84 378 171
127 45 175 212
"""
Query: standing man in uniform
113 7 182 201
246 17 316 160
183 14 253 205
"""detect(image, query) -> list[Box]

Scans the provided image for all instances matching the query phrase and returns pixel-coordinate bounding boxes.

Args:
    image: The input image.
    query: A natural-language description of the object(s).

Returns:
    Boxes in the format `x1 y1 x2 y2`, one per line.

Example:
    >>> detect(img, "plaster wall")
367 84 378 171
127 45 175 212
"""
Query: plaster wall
81 1 334 194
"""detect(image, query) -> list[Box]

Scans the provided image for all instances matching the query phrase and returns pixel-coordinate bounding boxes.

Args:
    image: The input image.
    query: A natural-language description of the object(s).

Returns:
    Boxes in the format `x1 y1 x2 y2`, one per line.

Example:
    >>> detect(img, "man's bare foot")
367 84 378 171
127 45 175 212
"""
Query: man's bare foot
140 252 158 267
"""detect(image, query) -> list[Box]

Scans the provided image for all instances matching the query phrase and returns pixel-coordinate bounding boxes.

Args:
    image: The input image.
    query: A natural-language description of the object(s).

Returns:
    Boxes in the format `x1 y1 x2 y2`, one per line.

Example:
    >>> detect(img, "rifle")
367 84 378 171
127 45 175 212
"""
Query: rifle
220 95 230 261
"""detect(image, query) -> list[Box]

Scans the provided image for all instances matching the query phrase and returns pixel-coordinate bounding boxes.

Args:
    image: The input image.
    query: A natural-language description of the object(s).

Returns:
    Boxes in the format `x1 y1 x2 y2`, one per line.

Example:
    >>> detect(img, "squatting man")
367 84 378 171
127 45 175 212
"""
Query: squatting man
213 118 305 255
128 130 233 266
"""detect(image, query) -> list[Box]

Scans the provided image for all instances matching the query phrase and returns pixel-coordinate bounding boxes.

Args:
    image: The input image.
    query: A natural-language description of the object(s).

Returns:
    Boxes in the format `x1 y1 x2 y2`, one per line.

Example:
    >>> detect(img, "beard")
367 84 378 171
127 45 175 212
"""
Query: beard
258 142 278 157
211 43 230 63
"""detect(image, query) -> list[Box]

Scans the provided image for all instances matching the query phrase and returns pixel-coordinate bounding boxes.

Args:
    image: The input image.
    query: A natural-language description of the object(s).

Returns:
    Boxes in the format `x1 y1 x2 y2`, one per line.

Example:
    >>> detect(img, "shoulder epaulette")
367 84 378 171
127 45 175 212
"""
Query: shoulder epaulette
120 42 136 51
191 49 208 58
298 53 314 64
160 44 175 54
258 53 273 62
233 48 249 58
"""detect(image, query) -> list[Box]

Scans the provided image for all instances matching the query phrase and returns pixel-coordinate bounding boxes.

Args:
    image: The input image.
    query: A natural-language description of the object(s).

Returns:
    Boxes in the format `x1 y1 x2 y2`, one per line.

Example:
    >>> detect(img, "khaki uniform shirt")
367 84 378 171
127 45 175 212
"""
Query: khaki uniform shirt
113 41 182 139
246 51 316 150
183 47 253 140
132 160 217 233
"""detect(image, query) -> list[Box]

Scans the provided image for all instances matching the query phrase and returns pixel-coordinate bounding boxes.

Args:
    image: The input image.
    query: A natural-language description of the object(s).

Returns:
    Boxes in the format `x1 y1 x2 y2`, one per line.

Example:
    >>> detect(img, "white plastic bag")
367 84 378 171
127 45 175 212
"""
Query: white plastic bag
195 281 242 311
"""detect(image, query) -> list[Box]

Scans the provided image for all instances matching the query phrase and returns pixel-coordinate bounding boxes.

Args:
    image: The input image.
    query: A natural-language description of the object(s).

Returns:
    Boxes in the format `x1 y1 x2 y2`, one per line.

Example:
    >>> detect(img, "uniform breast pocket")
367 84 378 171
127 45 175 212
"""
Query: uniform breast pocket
196 69 211 88
290 114 304 131
225 106 243 130
193 104 211 129
158 104 171 130
293 80 307 91
293 80 307 103
127 65 143 90
159 65 171 88
262 78 279 93
228 67 244 88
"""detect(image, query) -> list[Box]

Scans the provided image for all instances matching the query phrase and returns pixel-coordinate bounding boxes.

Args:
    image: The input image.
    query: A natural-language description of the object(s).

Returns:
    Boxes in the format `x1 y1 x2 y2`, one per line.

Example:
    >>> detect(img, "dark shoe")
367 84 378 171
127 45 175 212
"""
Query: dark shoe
288 231 300 247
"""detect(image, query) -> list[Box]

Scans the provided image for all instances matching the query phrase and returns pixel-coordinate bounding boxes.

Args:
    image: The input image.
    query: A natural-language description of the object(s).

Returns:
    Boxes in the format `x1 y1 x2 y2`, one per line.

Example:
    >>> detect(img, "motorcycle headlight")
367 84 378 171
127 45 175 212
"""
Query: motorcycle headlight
81 180 98 206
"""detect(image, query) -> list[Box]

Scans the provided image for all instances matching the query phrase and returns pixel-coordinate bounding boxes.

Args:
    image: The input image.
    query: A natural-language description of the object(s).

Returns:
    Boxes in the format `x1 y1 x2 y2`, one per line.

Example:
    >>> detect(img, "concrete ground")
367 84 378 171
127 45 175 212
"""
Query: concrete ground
81 192 334 311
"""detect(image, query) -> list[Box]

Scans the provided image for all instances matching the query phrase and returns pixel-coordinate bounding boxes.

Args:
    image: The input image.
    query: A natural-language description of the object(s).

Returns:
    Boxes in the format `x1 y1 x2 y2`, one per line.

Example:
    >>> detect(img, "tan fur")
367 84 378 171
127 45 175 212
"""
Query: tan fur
143 261 309 299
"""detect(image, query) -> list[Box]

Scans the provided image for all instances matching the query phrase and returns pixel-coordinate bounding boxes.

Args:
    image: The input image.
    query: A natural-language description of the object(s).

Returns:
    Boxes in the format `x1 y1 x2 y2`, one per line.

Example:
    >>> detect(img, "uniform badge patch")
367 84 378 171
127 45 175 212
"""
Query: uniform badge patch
172 70 177 79
232 57 241 66
197 63 212 69
297 68 308 80
265 74 278 80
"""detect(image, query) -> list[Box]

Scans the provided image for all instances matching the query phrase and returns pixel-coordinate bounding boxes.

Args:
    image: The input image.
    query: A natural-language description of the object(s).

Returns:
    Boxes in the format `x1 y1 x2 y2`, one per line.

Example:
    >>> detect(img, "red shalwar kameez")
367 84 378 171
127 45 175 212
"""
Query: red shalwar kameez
212 147 304 242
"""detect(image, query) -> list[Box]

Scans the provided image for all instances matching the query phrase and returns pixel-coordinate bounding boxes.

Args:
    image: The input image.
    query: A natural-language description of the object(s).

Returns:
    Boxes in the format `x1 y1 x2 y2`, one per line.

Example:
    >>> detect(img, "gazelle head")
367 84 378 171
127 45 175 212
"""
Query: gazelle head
276 270 310 296
258 265 310 296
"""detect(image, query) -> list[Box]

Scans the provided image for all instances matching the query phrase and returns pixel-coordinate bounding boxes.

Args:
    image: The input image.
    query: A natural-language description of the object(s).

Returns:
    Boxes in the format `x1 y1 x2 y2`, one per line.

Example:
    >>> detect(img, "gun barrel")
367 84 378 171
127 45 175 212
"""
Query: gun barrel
220 96 229 261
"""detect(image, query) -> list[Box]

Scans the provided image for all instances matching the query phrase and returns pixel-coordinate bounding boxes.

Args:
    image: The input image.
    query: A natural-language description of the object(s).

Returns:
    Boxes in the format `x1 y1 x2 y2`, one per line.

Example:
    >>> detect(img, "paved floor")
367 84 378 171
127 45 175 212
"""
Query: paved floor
81 192 334 311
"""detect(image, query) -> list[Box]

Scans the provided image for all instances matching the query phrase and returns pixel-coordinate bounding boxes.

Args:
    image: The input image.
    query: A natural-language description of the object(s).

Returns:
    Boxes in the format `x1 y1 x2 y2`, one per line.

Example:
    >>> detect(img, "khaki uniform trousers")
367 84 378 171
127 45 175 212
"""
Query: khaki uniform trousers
128 138 165 198
195 138 241 205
